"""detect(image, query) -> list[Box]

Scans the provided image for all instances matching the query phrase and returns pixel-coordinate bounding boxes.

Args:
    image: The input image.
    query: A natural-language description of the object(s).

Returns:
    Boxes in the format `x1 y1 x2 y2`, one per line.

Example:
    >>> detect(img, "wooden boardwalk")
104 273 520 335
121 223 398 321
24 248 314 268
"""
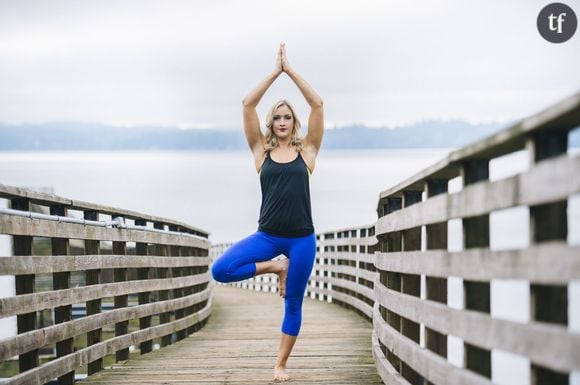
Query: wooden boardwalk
82 284 383 385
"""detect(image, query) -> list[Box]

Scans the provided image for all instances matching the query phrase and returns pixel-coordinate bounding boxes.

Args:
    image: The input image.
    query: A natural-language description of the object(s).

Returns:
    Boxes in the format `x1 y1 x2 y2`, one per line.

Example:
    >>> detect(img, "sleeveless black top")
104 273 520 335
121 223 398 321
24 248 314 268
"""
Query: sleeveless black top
258 151 314 237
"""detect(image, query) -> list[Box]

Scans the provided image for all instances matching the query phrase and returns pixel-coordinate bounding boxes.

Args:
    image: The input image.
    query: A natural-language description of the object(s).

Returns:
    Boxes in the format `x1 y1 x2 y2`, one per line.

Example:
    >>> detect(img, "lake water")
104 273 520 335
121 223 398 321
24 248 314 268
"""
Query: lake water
0 149 455 243
0 149 578 384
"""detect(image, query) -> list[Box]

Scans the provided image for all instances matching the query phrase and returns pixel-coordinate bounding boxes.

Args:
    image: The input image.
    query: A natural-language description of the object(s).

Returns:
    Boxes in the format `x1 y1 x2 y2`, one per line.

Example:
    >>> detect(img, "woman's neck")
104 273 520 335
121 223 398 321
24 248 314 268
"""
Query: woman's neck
276 137 293 149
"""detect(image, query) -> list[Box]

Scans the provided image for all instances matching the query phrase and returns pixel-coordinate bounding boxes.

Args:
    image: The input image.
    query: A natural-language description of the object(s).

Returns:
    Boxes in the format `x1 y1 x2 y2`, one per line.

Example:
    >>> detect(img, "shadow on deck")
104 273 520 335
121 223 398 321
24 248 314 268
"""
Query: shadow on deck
81 284 383 385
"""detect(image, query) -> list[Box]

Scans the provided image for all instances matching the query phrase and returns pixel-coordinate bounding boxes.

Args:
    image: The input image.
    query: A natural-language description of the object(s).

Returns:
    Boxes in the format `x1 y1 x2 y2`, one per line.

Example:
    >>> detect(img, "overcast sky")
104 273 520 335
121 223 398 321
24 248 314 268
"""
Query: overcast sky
0 0 579 129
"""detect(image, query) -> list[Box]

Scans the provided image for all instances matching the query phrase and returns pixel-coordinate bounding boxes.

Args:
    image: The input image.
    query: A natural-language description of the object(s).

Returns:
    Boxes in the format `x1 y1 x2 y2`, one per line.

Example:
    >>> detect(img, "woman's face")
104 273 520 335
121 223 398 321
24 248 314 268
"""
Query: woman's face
272 105 294 140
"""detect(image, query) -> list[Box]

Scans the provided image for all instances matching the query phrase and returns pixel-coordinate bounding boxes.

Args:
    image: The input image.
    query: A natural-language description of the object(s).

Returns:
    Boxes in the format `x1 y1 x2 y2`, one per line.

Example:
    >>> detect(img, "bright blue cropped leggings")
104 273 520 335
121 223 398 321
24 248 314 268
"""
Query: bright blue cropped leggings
211 230 316 336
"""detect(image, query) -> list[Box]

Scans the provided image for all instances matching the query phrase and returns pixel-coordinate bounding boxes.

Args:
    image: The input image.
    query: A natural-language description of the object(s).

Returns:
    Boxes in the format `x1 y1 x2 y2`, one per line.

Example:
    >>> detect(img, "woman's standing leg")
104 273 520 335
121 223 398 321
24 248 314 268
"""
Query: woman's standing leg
274 232 317 381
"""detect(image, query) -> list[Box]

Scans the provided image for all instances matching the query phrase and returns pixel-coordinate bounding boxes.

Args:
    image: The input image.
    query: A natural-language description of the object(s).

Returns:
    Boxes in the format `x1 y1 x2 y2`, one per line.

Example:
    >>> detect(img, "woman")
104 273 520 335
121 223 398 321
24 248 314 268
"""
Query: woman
211 43 324 382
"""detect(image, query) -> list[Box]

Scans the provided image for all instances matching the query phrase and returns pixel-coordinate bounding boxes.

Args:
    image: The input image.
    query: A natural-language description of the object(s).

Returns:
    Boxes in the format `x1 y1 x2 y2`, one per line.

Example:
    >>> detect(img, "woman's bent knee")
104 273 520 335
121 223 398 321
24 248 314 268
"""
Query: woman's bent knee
211 262 230 283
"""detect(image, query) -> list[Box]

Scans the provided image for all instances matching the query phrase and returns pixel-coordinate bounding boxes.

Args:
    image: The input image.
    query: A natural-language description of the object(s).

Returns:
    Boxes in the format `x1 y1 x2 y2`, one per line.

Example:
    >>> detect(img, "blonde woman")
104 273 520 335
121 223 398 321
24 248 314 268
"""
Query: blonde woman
211 43 324 382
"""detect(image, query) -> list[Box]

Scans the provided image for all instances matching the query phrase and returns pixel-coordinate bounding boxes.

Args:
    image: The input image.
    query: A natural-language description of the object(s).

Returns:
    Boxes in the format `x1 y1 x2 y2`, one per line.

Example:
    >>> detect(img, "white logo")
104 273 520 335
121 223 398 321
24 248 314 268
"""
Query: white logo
548 12 567 33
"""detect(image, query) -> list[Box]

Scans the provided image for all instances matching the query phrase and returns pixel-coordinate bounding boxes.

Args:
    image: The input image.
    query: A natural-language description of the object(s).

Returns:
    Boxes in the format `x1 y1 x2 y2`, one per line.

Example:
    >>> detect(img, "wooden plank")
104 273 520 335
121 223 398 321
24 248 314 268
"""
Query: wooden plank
0 255 211 275
50 205 75 385
327 290 373 319
79 285 382 385
324 276 374 302
85 209 103 375
376 242 580 284
0 289 211 361
135 219 152 354
172 245 187 342
0 183 210 237
376 153 580 234
373 304 492 385
0 273 211 317
371 330 411 385
11 197 39 373
113 240 129 362
0 215 210 248
154 229 173 348
3 301 212 385
460 154 494 378
318 251 377 265
317 236 378 248
0 185 71 206
374 280 580 372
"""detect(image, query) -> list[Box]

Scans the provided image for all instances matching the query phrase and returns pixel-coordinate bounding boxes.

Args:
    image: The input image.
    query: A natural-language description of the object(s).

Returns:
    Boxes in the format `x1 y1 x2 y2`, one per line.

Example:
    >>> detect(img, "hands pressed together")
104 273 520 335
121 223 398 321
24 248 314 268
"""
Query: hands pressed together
275 43 292 75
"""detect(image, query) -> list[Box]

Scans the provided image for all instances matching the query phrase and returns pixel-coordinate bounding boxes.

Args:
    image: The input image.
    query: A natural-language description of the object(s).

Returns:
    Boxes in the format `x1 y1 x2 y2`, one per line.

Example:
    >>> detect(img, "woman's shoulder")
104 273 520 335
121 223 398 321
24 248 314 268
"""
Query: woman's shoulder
298 144 317 174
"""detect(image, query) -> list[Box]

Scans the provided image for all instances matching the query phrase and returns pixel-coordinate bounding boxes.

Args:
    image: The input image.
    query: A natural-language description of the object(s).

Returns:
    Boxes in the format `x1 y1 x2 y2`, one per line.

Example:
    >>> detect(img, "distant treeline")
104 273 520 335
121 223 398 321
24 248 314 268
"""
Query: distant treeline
0 120 578 150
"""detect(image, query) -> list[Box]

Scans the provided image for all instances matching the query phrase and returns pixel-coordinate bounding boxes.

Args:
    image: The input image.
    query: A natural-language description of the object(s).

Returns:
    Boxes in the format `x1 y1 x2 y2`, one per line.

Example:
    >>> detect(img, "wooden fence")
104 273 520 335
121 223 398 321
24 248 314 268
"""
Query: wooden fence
0 185 212 385
307 226 378 319
373 91 580 384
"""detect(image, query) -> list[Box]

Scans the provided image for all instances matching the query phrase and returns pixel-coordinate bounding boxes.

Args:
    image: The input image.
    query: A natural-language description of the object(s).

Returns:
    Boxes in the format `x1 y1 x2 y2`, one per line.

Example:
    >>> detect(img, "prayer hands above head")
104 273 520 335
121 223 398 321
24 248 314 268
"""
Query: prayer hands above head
280 43 292 73
275 44 283 75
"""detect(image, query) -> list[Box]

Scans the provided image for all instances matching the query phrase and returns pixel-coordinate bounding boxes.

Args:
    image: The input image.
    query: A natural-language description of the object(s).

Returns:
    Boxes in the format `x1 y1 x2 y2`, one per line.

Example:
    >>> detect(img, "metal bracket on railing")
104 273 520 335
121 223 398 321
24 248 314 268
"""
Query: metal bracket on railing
108 216 127 229
0 208 205 239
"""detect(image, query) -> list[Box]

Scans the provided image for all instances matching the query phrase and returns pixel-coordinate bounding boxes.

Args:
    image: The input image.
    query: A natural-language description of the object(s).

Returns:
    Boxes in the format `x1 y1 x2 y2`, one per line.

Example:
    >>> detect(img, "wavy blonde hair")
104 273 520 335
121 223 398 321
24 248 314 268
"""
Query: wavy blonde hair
264 100 304 152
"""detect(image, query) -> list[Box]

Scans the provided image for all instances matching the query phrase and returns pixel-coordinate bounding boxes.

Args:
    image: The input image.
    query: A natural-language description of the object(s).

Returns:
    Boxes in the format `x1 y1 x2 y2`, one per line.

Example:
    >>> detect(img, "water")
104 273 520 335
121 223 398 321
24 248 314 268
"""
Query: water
0 149 452 243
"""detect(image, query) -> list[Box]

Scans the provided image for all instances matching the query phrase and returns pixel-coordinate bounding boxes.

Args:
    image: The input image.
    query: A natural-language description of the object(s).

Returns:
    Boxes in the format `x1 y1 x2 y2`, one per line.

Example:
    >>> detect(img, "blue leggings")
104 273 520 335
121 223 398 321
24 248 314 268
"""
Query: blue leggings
211 230 316 336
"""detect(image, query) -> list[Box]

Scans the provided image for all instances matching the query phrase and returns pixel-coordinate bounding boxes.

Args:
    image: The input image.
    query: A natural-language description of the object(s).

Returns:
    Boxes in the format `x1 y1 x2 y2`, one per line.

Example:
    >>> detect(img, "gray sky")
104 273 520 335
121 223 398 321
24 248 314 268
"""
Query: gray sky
0 0 579 129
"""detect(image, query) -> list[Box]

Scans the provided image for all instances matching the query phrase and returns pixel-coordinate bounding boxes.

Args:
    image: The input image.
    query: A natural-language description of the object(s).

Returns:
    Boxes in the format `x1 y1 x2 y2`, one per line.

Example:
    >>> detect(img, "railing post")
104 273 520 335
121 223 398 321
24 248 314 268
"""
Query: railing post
50 205 74 385
400 191 422 384
113 227 129 362
183 246 195 337
423 179 449 373
135 219 153 354
11 198 38 373
527 132 569 385
155 222 173 347
461 159 491 379
170 225 187 342
85 210 103 375
323 233 335 302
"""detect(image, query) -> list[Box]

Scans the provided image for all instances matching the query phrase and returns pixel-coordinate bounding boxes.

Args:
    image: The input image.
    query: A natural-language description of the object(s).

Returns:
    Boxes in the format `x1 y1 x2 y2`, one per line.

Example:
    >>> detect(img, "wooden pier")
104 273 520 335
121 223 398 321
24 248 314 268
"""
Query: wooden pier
81 284 383 385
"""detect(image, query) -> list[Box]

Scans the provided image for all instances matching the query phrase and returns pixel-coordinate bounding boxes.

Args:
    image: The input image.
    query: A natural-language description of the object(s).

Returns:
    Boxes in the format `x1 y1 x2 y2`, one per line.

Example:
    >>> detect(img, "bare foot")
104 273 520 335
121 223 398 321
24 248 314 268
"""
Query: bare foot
274 365 290 382
277 258 289 298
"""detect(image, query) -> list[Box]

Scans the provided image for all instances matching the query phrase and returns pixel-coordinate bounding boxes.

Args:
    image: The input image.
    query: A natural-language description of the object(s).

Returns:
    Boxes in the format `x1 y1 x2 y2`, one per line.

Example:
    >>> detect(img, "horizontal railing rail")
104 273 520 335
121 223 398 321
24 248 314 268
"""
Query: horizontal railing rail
0 186 212 385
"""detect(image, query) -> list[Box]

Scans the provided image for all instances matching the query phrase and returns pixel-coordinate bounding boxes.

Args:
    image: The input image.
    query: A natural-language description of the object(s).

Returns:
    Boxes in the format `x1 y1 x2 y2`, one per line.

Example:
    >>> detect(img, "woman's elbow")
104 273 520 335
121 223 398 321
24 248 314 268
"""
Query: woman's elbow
312 99 324 109
242 98 256 108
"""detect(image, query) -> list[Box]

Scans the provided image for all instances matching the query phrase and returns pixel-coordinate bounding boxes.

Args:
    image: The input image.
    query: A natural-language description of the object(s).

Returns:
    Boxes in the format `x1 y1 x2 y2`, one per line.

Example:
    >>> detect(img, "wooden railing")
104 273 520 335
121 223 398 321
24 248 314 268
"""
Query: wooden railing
307 225 378 320
373 91 580 384
0 185 212 385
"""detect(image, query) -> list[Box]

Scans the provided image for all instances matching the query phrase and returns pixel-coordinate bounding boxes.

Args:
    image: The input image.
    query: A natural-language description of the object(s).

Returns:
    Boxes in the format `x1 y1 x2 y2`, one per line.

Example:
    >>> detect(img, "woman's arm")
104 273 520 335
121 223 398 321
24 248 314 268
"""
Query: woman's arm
281 44 324 153
242 47 283 154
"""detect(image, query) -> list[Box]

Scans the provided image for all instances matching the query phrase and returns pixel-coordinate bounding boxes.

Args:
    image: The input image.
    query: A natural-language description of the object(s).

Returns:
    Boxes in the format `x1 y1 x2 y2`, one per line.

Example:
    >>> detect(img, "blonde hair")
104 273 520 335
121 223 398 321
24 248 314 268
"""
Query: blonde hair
264 100 304 152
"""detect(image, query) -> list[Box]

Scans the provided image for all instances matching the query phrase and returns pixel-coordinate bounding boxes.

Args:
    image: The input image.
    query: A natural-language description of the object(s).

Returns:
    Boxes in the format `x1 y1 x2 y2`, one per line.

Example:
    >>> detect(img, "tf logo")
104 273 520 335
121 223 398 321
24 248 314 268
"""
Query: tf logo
537 3 577 43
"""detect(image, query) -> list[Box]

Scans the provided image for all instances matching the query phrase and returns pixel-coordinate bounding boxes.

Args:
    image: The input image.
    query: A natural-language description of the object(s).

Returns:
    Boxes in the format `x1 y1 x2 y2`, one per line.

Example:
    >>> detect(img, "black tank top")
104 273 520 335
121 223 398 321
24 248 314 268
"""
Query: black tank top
258 151 314 237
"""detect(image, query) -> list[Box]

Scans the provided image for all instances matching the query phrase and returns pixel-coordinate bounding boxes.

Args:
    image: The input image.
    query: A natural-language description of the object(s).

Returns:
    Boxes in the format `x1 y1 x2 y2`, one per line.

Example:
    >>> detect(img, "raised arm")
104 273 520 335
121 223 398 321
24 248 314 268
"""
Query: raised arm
281 44 324 153
242 47 283 155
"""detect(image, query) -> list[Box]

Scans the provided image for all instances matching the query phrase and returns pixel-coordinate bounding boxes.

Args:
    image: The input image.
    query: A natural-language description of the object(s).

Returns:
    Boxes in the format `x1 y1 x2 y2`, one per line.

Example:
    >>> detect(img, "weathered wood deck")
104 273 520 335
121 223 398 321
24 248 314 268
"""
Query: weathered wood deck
82 284 383 384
